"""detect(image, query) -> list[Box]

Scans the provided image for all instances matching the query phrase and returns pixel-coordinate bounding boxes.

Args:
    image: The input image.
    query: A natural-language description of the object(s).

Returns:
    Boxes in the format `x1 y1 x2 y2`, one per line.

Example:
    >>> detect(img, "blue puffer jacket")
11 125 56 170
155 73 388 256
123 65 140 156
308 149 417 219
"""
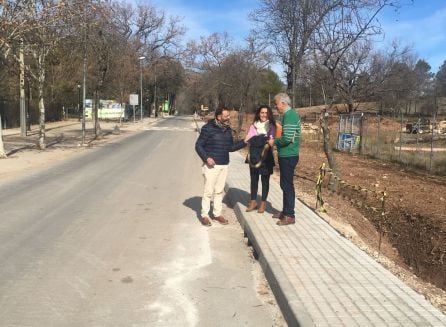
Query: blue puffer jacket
195 119 246 165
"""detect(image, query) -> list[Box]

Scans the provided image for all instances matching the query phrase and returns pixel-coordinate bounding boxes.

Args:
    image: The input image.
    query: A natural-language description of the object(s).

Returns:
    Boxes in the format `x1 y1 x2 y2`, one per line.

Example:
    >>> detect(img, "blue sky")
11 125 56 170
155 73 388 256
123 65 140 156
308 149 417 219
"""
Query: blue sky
149 0 256 43
379 0 446 72
149 0 446 74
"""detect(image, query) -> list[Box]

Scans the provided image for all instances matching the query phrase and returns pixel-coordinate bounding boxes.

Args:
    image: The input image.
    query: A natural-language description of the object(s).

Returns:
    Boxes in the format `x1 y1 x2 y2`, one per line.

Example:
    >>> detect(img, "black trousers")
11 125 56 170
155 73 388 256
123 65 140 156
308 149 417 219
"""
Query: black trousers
250 168 271 201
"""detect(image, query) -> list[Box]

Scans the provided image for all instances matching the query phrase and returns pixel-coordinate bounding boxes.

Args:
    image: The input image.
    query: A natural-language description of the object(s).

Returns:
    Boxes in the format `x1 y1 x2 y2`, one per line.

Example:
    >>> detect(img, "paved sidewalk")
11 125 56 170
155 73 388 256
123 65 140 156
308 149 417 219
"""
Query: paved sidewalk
225 151 446 326
1 117 159 153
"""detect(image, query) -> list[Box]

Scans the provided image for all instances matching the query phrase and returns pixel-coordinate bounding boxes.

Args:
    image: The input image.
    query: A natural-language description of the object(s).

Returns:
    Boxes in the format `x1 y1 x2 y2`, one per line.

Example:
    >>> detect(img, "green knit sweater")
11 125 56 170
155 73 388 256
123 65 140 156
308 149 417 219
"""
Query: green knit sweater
274 108 301 157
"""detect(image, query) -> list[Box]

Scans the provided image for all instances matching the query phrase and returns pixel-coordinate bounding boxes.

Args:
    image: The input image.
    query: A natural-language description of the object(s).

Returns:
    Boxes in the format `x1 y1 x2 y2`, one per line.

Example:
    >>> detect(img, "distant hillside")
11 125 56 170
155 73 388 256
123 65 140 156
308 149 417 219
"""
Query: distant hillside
296 102 379 118
296 98 446 117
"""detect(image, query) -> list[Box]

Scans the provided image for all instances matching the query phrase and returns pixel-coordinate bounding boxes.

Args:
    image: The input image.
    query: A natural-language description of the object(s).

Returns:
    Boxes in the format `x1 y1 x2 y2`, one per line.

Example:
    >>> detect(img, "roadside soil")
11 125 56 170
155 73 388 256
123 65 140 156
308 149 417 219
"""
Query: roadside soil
235 111 446 314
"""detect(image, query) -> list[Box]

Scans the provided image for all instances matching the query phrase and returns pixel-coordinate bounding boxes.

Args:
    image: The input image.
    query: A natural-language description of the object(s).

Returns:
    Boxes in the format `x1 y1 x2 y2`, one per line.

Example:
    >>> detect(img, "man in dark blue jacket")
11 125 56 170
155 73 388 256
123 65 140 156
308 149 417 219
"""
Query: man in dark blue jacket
195 106 248 226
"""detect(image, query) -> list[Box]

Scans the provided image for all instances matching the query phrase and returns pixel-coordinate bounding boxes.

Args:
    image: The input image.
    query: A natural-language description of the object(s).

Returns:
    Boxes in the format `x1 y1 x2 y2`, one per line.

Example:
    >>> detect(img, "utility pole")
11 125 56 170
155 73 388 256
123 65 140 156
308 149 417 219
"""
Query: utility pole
139 56 145 121
20 39 26 137
154 63 157 118
81 5 87 146
77 83 81 120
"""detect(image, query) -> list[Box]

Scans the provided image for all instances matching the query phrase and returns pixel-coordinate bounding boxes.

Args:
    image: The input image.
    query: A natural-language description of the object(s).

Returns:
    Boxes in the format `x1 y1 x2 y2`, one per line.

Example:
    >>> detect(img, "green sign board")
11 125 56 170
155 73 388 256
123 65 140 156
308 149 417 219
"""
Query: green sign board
162 100 169 113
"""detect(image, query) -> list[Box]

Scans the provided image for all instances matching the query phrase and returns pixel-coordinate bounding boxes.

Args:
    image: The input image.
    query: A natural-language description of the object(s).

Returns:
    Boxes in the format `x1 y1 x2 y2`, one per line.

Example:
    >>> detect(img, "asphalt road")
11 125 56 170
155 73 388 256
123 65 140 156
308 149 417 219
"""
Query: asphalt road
0 116 282 326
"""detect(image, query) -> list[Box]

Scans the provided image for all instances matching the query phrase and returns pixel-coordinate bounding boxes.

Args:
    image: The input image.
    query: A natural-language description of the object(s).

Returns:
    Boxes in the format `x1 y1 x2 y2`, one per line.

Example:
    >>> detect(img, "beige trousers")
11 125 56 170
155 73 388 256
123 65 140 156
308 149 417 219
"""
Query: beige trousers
201 164 229 218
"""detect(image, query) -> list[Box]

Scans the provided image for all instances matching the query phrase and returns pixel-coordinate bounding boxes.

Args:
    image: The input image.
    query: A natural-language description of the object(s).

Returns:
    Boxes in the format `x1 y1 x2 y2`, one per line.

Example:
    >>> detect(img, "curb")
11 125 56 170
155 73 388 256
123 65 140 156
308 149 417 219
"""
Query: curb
227 186 314 326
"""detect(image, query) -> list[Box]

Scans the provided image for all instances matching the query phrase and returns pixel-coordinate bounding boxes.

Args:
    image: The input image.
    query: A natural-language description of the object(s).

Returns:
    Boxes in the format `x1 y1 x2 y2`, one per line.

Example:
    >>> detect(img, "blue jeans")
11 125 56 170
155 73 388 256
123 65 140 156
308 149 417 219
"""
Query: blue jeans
278 156 299 217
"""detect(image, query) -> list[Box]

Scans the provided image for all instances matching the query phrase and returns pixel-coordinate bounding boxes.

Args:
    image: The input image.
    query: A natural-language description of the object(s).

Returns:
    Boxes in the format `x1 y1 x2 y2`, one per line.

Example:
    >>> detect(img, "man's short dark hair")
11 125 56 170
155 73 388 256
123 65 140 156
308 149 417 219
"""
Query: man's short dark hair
215 106 228 117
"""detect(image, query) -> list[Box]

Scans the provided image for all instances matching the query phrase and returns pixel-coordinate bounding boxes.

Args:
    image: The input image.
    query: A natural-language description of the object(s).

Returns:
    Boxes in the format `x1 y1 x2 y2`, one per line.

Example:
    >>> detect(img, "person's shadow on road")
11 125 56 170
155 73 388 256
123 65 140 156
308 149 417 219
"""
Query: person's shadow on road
183 189 277 224
183 196 202 222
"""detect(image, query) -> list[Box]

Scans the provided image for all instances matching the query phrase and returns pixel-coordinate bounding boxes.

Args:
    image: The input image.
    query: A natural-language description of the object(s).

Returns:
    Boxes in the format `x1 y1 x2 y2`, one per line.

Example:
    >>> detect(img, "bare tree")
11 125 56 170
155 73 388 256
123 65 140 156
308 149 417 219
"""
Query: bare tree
184 32 235 108
0 0 185 154
0 0 32 56
109 1 185 113
314 0 401 173
26 1 69 149
134 3 185 58
184 32 273 114
1 0 84 150
364 42 423 115
250 0 343 106
219 37 272 111
87 2 127 136
0 0 34 157
146 56 184 115
323 40 373 112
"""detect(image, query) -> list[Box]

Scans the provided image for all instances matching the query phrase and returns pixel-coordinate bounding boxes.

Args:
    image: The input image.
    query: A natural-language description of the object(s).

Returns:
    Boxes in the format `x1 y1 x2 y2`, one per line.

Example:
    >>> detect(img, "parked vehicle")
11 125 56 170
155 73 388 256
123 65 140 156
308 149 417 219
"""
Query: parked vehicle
439 121 446 134
406 118 431 134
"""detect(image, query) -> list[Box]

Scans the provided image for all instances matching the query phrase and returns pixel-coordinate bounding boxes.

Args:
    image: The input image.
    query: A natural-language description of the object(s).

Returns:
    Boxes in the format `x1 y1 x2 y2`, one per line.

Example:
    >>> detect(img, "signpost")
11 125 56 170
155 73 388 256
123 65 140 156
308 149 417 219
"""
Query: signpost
337 113 363 153
129 94 138 123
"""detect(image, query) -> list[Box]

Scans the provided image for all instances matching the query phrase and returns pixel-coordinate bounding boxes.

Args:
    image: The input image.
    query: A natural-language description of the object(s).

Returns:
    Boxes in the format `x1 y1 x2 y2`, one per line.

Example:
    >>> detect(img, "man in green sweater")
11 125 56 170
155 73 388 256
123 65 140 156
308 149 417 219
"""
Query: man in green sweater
268 93 301 225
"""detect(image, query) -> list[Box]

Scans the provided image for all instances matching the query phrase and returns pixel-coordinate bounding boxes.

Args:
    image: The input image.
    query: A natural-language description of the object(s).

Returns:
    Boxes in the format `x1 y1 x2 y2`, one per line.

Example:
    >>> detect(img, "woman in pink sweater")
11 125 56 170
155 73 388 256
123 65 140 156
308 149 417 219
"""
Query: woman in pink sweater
245 105 276 213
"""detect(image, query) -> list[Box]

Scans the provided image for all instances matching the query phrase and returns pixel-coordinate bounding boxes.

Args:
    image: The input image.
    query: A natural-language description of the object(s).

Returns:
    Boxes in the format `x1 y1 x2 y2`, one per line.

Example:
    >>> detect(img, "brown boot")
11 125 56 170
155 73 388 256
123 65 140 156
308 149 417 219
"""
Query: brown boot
277 216 295 226
257 201 267 213
246 200 258 212
213 215 228 225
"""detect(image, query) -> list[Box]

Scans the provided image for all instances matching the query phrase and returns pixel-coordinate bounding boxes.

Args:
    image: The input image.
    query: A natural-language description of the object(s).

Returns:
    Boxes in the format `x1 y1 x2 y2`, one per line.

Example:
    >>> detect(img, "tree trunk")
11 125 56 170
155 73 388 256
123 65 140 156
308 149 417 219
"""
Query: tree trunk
37 51 46 150
319 108 338 175
319 85 338 175
38 92 46 150
94 90 101 137
37 82 46 149
0 113 7 158
286 69 293 96
347 101 354 113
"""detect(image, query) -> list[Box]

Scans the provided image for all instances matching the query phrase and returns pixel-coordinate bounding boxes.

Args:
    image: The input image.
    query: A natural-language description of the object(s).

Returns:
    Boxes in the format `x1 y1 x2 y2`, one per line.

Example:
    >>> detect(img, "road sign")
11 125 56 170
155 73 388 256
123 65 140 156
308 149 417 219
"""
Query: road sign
129 94 138 106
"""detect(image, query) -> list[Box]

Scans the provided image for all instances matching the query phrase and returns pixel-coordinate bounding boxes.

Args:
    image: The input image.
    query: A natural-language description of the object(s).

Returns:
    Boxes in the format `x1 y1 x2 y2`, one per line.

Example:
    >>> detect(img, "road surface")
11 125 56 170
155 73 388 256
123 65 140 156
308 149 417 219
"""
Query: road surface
0 116 282 326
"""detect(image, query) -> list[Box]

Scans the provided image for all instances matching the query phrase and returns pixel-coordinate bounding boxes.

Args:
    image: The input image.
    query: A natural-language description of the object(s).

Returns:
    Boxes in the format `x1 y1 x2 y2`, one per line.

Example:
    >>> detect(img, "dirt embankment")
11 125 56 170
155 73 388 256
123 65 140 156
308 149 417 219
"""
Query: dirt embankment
296 142 446 312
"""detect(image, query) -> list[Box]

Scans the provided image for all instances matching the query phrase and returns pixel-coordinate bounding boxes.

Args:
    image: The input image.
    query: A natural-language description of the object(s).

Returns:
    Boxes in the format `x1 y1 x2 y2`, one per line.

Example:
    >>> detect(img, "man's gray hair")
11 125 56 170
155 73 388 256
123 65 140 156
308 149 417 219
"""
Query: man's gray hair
275 93 291 106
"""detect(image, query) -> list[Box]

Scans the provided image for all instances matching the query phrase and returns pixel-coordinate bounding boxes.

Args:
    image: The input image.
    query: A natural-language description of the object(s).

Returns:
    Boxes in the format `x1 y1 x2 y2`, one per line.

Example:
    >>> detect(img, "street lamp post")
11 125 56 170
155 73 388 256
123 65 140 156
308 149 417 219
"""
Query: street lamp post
26 77 30 132
77 83 81 121
82 45 87 146
20 38 26 137
139 56 145 121
154 63 157 118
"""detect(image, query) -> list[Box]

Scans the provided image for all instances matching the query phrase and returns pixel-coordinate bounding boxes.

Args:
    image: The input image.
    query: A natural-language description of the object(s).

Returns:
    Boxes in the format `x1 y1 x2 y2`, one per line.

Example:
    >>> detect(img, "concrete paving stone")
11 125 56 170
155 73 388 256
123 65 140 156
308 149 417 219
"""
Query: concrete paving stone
387 323 408 327
347 320 371 326
338 316 364 326
311 324 333 327
313 317 343 326
374 311 400 321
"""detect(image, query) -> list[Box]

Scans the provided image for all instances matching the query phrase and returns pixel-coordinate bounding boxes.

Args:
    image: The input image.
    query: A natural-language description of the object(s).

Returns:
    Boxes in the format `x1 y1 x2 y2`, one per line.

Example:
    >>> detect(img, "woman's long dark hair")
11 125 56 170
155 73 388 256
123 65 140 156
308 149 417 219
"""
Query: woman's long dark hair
253 105 275 125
